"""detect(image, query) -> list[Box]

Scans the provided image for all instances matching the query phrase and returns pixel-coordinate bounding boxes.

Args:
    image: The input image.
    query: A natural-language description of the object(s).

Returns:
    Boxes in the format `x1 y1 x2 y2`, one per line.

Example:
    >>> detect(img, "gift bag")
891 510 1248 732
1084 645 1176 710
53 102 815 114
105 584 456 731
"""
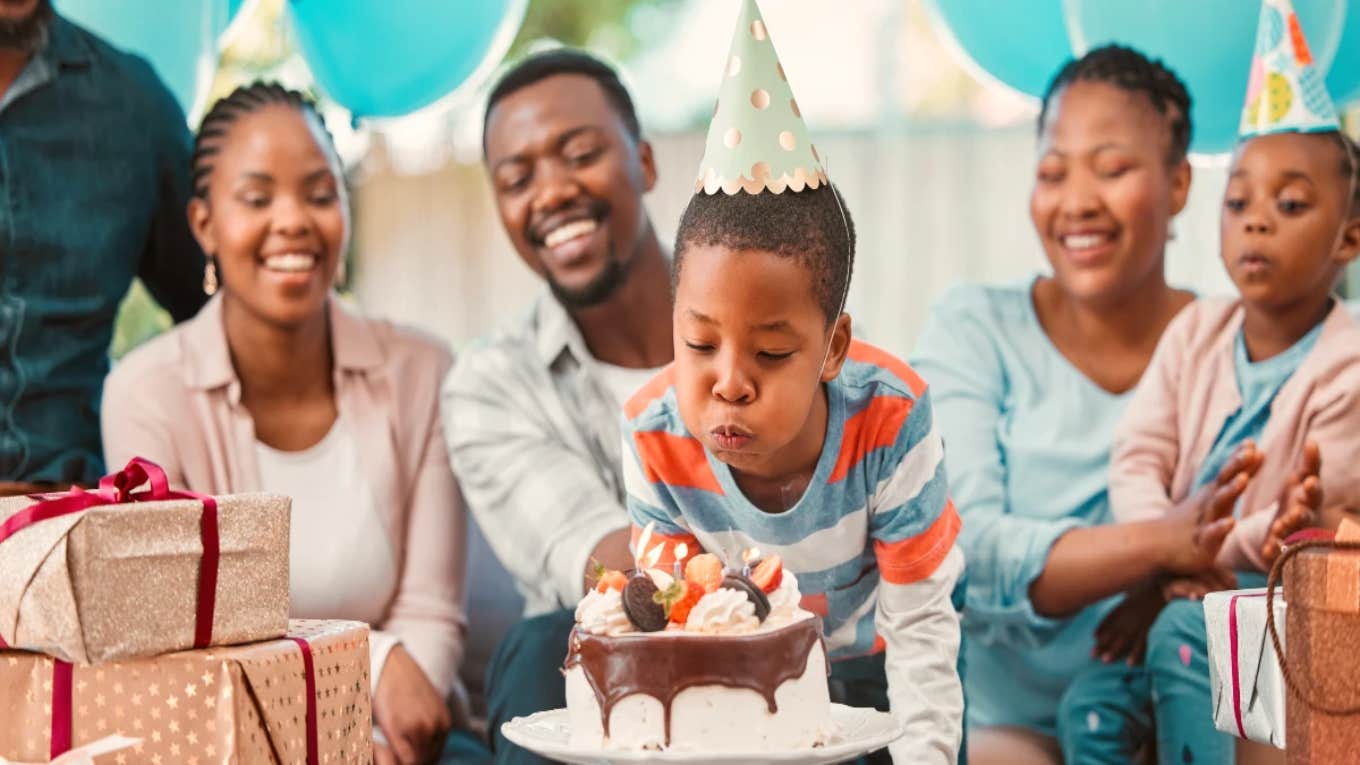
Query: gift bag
1266 523 1360 764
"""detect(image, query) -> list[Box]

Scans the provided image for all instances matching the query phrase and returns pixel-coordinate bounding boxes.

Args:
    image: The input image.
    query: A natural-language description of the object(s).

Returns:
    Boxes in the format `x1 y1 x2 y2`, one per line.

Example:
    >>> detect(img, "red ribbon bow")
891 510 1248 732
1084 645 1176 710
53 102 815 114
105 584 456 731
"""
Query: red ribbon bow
0 458 223 758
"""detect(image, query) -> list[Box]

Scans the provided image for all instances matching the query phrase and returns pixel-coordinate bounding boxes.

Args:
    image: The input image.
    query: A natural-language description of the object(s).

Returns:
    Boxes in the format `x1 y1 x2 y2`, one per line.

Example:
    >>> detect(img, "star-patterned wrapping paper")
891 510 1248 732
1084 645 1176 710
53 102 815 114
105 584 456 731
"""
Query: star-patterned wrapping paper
0 620 372 765
0 493 290 665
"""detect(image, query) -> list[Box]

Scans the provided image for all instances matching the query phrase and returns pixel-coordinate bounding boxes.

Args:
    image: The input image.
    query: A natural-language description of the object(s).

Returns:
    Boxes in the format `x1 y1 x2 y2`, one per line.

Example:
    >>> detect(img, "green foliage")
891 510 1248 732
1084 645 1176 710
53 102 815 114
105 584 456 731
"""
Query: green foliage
509 0 681 61
110 280 172 360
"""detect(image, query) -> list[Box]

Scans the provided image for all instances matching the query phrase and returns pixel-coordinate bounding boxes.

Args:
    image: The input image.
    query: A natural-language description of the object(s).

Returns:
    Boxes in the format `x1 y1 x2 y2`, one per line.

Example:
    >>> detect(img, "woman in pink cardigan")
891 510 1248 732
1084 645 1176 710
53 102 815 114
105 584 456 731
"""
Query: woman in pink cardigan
101 83 476 765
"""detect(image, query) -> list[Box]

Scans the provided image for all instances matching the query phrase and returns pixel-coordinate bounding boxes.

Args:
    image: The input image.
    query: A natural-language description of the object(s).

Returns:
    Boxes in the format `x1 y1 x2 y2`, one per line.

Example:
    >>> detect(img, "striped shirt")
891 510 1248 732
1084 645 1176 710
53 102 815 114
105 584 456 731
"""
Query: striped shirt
622 339 965 764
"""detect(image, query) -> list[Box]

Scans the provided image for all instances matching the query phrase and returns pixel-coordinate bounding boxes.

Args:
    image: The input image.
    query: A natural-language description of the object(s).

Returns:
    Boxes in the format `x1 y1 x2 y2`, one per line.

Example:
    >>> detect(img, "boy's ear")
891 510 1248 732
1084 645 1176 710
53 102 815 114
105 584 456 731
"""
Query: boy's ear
819 313 853 382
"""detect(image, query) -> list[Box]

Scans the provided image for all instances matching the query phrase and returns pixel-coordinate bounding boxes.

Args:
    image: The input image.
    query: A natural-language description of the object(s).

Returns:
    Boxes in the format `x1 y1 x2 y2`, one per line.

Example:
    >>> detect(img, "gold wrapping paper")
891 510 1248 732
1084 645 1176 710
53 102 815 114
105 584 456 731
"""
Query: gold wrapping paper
1283 544 1360 764
0 493 290 665
0 620 372 764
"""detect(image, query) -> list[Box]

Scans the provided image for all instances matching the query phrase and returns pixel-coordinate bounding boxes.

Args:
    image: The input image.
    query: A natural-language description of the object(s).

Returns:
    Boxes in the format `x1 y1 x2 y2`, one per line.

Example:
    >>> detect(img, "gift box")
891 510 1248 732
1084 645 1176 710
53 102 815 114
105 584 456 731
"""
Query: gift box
1278 526 1360 765
0 619 373 764
1205 588 1288 748
0 459 290 664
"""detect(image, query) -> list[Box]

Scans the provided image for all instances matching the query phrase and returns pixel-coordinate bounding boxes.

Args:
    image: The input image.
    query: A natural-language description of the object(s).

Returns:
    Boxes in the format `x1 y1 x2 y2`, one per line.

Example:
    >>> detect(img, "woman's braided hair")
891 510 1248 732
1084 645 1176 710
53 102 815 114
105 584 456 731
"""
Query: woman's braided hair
191 82 336 199
1039 44 1193 165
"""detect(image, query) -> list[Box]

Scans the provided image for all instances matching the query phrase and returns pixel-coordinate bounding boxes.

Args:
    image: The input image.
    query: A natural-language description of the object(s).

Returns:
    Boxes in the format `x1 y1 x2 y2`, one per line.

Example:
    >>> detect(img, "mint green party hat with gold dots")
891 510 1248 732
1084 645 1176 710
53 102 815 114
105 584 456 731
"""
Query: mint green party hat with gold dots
695 0 827 195
1239 0 1339 139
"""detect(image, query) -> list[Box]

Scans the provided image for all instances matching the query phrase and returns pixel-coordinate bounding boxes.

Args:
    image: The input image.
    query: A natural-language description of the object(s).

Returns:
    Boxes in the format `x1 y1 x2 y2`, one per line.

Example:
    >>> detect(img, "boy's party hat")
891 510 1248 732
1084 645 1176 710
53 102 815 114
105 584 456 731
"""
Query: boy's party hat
1240 0 1339 139
694 0 827 195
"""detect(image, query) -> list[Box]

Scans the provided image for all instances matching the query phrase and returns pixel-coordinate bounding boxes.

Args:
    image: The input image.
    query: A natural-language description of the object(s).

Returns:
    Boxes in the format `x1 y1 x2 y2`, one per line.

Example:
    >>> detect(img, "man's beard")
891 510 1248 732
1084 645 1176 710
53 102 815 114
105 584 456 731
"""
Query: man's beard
0 0 53 53
545 241 635 309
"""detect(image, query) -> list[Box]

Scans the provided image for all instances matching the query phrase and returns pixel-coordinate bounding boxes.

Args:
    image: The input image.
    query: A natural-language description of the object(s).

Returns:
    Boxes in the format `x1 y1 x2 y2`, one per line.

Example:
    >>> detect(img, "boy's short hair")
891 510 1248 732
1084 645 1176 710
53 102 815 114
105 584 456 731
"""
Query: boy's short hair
483 48 641 154
673 184 856 322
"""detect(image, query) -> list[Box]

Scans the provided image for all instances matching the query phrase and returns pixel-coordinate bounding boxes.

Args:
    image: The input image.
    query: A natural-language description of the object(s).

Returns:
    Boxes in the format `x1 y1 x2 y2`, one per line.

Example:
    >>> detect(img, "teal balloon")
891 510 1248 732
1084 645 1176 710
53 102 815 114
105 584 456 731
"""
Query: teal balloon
56 0 239 112
288 0 528 118
923 0 1073 99
1065 0 1345 156
1326 8 1360 106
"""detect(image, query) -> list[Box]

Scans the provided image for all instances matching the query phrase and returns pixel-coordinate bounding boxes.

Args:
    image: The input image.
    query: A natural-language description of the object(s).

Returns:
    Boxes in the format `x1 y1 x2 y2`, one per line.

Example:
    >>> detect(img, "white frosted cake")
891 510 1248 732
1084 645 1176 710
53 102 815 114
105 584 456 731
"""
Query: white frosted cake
563 553 834 752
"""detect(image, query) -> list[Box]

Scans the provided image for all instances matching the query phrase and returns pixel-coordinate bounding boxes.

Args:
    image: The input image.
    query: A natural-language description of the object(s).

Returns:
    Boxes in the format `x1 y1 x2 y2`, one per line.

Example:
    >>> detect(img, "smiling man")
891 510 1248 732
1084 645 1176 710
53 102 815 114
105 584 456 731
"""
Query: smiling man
0 0 205 493
441 49 673 763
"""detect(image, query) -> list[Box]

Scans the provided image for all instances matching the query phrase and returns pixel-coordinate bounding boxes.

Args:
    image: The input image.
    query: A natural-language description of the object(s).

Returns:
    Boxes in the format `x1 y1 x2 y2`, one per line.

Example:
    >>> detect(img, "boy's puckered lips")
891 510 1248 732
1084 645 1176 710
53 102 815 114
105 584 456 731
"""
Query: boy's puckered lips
711 424 754 451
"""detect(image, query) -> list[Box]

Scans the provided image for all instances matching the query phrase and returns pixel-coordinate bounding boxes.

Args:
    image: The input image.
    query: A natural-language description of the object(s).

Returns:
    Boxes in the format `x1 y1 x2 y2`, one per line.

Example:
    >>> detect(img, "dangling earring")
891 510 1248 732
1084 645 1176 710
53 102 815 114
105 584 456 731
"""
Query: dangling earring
203 255 219 296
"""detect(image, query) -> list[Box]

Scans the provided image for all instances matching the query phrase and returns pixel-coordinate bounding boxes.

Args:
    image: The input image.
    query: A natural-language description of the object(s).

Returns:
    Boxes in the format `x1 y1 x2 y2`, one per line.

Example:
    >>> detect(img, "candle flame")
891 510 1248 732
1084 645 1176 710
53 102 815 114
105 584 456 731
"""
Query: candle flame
674 542 689 562
634 521 655 567
645 541 665 569
742 547 761 564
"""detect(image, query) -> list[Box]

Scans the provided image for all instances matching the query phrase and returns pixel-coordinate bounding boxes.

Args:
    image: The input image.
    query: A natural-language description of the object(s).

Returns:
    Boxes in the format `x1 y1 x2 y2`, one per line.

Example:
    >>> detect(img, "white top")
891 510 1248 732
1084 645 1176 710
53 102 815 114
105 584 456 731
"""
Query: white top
595 361 666 409
255 414 399 693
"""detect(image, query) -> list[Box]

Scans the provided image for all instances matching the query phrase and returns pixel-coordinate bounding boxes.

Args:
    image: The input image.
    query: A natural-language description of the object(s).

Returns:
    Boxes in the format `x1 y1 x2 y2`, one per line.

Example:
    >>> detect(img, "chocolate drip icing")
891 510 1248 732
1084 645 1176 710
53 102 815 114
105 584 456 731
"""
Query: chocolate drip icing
563 616 826 747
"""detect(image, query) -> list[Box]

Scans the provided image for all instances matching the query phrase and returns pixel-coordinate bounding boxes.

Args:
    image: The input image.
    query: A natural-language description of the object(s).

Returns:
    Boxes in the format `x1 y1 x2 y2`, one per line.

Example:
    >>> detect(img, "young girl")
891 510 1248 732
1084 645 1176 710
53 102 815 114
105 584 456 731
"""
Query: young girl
911 45 1253 764
1061 5 1359 761
101 83 481 764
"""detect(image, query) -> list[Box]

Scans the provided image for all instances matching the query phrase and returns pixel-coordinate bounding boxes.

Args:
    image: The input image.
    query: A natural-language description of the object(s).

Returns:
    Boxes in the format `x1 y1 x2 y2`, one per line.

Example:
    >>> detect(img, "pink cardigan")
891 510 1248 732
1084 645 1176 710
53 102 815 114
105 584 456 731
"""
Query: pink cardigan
100 294 468 698
1111 298 1360 572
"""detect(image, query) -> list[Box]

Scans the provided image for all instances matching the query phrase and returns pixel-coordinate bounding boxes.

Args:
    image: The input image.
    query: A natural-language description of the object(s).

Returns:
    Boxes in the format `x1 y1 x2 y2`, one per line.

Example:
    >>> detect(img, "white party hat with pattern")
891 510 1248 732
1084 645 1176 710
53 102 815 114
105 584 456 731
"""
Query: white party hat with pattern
694 0 827 195
1240 0 1339 139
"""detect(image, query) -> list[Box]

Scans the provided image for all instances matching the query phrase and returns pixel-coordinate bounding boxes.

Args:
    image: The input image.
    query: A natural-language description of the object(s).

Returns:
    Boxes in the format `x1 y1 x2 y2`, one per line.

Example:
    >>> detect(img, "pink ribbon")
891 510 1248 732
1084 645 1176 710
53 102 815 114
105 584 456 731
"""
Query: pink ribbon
0 459 222 758
288 637 320 765
1227 591 1270 740
0 458 220 652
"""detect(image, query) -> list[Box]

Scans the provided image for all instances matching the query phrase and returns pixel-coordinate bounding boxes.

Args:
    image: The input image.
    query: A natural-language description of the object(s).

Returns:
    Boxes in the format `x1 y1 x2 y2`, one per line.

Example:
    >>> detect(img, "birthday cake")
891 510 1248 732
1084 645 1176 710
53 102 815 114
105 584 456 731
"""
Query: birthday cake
563 548 834 752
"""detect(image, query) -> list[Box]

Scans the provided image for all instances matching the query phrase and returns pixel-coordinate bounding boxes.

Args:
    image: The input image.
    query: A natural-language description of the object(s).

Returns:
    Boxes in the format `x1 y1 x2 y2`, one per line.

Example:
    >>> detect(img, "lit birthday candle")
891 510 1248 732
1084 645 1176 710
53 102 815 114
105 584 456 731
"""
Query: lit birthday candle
673 542 689 580
741 547 760 578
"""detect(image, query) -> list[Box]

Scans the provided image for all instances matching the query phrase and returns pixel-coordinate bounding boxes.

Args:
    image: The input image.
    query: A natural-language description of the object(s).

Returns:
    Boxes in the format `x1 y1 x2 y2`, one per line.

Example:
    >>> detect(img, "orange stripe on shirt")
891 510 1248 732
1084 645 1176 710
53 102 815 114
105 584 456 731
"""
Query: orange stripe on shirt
847 341 928 398
624 365 676 419
800 592 829 617
632 430 724 494
631 524 702 569
828 395 914 484
874 500 962 585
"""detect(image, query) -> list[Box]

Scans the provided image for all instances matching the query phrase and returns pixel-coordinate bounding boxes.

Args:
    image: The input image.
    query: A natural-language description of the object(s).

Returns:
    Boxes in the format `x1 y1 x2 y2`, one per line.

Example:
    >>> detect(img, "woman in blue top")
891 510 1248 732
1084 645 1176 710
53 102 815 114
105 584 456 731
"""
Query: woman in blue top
912 46 1255 763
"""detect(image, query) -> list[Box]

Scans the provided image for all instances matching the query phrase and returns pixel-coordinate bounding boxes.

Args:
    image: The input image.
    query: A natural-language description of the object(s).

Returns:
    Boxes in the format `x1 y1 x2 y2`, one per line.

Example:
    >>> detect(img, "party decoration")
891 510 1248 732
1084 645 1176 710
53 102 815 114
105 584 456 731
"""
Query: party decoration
1065 0 1345 156
1240 0 1339 138
1324 6 1360 107
696 0 826 195
288 0 528 118
57 0 241 113
922 0 1072 100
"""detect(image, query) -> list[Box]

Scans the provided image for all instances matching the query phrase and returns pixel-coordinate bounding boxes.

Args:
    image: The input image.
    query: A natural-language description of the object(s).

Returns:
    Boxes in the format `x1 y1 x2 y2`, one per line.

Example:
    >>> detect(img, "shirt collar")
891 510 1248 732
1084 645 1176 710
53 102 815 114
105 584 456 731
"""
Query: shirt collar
43 15 95 68
182 293 385 393
533 289 594 370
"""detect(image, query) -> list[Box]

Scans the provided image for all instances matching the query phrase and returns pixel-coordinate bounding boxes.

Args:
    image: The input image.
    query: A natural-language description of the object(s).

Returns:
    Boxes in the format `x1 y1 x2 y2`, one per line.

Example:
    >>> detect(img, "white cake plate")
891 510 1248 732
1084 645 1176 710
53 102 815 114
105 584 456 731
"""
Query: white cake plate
501 703 904 765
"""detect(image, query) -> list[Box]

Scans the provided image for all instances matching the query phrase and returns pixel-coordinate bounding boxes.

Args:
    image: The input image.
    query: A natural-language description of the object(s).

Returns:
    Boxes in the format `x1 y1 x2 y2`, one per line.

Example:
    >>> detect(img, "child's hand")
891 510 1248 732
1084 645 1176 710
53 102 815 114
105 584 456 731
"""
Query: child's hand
1159 444 1261 575
1261 441 1323 568
1093 581 1165 665
1160 567 1238 601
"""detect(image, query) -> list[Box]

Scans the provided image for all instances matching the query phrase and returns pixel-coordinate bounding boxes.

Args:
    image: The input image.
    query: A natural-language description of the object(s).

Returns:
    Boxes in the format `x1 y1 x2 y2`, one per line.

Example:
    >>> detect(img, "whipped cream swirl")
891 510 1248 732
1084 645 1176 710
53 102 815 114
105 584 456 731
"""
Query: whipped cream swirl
575 589 635 636
765 571 810 626
684 587 760 635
